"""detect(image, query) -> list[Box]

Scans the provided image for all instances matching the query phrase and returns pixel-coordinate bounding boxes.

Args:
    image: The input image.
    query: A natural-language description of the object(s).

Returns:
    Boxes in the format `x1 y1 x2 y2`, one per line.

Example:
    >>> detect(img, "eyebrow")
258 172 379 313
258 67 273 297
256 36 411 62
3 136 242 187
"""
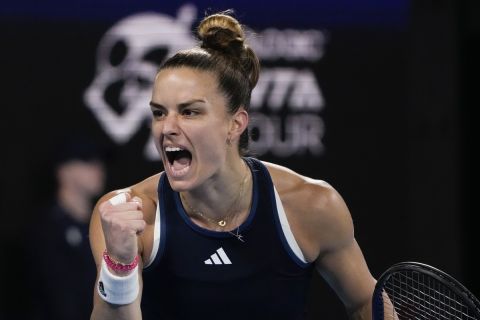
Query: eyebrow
149 101 164 109
149 99 206 109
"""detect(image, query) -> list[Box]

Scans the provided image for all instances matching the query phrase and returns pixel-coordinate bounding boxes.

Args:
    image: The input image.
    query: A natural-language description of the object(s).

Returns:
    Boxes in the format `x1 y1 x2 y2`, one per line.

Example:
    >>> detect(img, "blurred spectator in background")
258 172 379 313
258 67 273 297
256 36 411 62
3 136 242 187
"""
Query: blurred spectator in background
25 138 107 320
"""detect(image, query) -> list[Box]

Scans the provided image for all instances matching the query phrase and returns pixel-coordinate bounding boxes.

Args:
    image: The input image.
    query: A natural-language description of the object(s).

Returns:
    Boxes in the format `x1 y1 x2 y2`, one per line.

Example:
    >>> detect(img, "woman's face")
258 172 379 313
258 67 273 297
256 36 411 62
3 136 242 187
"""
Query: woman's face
150 67 235 191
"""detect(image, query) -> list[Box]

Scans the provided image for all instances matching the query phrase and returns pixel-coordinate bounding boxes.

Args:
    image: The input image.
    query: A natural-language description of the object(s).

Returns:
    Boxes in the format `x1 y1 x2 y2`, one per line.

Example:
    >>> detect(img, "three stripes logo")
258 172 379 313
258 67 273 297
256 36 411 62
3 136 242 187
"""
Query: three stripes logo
204 247 232 265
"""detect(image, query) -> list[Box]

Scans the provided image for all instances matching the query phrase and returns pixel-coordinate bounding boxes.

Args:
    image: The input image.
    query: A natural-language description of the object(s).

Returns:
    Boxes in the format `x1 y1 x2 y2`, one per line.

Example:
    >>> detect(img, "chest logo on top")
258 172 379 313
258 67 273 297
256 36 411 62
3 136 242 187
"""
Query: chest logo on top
204 247 232 265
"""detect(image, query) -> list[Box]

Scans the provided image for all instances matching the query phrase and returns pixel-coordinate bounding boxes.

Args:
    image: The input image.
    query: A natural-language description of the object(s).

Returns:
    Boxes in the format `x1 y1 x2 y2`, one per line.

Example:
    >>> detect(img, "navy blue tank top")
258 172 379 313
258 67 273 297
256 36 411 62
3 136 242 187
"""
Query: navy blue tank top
142 158 314 320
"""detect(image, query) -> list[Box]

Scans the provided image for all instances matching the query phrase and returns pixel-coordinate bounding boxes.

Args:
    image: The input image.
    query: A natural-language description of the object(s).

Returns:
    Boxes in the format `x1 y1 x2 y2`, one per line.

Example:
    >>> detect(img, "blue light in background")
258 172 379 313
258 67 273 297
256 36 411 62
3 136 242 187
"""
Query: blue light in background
0 0 409 28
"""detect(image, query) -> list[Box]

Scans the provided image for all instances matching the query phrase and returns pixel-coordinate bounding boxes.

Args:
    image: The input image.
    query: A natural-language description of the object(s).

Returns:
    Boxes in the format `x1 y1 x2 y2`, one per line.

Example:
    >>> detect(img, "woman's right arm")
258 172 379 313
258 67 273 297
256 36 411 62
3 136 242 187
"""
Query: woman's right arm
89 191 146 320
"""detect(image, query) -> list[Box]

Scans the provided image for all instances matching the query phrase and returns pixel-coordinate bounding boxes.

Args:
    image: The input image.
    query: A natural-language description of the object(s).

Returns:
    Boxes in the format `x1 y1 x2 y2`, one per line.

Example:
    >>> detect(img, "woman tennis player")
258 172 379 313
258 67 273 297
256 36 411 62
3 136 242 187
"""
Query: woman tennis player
89 10 377 320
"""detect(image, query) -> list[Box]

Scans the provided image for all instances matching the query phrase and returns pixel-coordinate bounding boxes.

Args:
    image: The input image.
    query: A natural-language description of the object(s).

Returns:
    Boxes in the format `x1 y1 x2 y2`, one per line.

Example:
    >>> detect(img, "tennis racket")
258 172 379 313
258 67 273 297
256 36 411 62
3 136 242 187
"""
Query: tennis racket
372 261 480 320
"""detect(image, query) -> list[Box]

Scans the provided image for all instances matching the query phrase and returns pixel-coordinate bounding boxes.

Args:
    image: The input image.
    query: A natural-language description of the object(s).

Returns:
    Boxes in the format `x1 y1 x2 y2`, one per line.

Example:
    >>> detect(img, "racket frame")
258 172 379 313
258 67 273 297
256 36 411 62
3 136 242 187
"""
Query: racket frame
372 261 480 320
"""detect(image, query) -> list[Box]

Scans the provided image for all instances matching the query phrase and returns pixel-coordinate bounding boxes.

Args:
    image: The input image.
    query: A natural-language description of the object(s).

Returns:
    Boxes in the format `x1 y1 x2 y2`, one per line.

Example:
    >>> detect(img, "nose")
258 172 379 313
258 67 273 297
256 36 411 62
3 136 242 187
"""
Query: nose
162 113 180 136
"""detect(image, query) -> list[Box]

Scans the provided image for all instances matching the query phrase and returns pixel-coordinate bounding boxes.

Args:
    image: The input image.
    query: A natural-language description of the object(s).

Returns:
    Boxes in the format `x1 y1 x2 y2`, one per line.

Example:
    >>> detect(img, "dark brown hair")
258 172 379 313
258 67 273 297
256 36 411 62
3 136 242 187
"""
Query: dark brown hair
159 10 260 155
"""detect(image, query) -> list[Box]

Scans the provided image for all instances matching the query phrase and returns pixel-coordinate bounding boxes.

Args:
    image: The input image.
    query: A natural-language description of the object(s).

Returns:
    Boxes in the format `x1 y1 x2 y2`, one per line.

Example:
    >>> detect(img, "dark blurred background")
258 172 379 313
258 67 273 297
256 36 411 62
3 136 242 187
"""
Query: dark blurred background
0 0 478 319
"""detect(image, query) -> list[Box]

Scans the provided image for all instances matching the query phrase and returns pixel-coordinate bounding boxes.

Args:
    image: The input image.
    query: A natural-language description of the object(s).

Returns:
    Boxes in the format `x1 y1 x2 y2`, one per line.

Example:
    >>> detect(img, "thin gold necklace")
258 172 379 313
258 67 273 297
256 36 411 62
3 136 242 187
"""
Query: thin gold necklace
180 165 249 241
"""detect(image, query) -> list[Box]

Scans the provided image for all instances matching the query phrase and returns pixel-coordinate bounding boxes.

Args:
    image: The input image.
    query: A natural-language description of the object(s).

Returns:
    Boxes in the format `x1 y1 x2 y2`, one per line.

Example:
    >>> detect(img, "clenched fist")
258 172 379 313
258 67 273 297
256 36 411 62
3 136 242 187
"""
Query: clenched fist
99 192 146 266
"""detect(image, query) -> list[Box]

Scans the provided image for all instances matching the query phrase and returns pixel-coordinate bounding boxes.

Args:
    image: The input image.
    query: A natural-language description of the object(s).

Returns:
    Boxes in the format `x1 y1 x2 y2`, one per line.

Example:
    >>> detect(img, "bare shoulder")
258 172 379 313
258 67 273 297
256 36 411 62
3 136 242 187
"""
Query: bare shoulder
262 161 354 260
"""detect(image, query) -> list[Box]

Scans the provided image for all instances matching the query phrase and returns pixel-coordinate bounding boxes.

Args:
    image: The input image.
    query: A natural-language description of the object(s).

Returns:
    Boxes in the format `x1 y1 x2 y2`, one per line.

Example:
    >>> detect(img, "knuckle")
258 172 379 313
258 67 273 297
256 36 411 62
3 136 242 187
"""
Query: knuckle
100 212 111 223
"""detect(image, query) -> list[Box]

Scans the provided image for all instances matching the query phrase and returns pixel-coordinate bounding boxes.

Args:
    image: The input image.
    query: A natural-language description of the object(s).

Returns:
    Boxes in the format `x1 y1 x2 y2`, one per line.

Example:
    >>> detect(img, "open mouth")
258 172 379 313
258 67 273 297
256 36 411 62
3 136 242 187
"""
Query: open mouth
165 146 192 176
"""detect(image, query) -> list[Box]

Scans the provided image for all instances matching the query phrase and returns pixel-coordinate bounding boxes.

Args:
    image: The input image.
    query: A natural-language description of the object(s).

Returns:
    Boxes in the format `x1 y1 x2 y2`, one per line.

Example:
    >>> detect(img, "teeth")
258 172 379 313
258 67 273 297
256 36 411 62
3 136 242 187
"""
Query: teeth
165 146 183 152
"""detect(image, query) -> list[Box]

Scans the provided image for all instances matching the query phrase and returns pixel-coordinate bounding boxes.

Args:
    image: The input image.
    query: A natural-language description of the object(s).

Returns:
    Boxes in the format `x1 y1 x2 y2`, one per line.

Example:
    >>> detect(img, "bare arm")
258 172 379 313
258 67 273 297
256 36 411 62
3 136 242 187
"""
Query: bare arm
89 191 146 320
316 239 376 319
266 162 376 319
313 187 376 320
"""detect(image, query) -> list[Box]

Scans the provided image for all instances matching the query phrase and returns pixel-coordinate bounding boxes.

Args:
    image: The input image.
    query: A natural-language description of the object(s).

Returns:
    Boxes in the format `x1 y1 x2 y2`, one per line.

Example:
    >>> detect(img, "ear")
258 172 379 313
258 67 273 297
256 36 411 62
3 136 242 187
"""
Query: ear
228 108 249 143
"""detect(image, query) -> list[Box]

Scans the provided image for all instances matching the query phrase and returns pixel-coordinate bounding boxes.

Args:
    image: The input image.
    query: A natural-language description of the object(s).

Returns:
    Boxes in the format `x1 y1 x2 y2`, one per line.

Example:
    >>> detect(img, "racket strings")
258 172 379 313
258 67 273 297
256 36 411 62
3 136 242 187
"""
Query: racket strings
381 270 477 320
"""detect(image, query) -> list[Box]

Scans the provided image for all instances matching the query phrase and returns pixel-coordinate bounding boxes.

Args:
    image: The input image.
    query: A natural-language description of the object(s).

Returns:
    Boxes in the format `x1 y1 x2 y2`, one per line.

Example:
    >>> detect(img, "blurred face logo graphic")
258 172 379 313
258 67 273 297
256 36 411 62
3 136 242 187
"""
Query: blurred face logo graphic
84 5 197 159
85 4 327 160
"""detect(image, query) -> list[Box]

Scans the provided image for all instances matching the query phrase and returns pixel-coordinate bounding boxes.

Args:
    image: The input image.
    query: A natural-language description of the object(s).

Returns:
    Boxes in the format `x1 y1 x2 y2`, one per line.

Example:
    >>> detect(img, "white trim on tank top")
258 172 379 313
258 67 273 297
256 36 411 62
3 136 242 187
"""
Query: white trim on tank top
144 204 160 268
273 186 307 263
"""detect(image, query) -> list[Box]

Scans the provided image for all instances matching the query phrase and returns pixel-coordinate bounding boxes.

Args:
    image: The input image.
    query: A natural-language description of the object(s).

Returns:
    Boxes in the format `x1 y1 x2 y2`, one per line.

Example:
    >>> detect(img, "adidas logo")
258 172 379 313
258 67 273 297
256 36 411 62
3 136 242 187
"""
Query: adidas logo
204 247 232 265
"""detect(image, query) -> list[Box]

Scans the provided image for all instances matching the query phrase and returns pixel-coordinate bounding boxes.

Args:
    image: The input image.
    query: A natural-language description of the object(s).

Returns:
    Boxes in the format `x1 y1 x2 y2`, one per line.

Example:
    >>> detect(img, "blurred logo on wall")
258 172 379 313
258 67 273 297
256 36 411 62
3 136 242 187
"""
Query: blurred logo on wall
84 4 326 160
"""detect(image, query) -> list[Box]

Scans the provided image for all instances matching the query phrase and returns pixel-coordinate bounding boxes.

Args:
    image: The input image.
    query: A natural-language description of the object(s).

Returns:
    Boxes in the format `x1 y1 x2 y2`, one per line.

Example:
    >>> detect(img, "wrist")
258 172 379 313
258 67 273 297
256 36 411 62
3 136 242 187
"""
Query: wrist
98 259 139 305
103 250 139 276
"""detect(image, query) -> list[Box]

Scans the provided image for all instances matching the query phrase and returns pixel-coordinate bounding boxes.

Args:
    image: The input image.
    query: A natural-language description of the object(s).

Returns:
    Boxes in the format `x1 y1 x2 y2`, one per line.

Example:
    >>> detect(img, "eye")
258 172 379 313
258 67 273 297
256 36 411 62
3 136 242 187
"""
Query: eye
151 109 165 118
181 109 199 117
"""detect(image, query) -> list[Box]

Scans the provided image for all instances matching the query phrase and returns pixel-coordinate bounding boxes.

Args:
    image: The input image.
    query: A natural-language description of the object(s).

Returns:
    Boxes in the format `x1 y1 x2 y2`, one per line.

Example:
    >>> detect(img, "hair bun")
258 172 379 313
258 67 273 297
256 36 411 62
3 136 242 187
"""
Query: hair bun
197 10 260 90
197 12 245 54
